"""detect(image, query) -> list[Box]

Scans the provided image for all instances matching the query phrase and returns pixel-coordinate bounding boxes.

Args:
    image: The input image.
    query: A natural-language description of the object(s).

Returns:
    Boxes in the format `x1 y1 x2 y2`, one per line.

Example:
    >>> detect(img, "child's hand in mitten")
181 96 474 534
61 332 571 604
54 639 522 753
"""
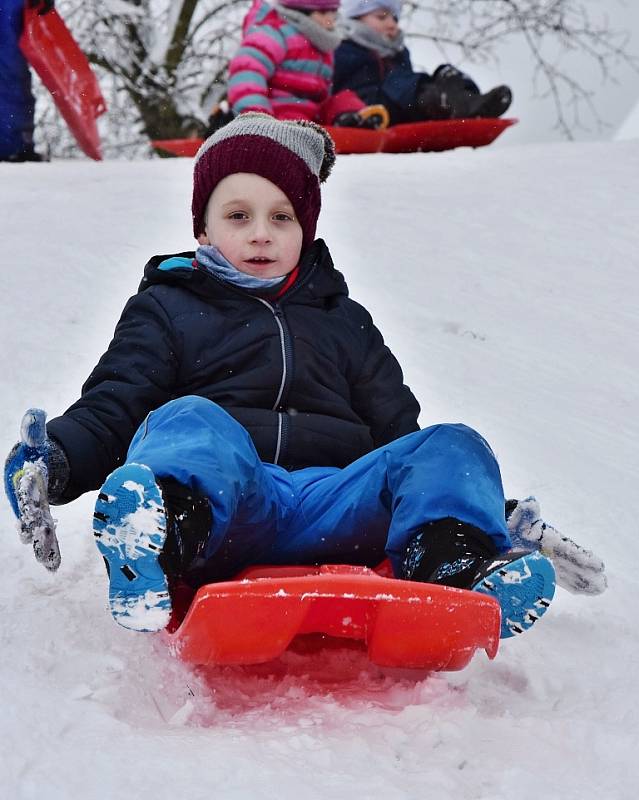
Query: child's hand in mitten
506 497 607 596
4 409 61 571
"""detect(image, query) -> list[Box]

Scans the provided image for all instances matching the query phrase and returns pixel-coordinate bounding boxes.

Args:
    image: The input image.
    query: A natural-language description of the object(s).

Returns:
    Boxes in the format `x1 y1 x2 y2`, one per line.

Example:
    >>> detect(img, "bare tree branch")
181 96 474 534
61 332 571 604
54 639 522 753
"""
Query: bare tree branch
165 0 201 77
405 0 639 137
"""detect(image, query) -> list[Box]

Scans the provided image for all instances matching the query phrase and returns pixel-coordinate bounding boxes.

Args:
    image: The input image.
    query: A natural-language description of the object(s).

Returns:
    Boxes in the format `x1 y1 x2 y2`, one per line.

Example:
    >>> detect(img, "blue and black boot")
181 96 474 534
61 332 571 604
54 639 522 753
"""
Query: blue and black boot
93 464 172 632
402 518 555 638
93 465 211 632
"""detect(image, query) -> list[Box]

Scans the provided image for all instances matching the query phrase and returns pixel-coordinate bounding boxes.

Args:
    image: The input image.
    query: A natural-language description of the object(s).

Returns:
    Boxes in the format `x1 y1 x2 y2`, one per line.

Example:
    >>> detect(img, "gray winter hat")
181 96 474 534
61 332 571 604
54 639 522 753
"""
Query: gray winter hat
341 0 401 18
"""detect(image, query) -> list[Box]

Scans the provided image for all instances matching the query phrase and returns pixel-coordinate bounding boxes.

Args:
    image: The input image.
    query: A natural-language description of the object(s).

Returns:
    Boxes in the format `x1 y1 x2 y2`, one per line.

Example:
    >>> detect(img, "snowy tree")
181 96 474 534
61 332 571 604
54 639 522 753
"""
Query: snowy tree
404 0 639 139
36 0 248 157
34 0 637 157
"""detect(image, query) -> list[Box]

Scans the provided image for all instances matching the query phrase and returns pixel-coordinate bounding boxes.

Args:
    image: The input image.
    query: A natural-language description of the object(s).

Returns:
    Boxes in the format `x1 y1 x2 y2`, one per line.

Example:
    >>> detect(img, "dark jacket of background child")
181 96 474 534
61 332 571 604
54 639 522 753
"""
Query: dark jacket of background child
333 39 421 125
47 240 420 503
333 34 511 124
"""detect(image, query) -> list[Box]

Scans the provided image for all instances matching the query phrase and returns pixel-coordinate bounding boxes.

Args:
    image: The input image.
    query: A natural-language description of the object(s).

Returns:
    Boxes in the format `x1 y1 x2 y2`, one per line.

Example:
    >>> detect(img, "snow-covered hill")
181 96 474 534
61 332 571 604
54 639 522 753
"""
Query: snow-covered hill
1 140 637 800
616 99 639 140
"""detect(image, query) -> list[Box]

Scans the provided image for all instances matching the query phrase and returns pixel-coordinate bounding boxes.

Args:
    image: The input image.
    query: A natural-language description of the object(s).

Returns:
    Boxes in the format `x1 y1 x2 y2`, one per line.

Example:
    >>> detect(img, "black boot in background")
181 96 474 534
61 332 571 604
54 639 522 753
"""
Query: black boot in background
466 86 513 118
428 65 512 119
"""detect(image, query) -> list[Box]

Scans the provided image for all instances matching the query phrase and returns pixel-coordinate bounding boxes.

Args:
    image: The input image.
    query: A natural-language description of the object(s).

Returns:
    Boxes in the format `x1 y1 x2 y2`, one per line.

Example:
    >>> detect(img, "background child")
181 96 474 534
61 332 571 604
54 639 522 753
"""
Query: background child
226 0 388 128
5 115 605 641
0 0 54 162
333 0 512 125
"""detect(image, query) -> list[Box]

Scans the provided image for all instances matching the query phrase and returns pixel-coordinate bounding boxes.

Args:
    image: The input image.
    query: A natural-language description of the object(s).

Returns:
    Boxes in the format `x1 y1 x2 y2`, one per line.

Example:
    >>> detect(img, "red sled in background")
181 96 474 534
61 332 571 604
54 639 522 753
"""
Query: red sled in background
153 117 517 158
163 563 501 672
331 117 517 154
20 5 106 160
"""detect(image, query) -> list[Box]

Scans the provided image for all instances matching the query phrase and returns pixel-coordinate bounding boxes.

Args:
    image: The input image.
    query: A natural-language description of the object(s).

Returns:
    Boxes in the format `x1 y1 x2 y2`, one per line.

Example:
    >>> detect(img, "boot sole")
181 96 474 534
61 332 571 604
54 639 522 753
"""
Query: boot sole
93 463 171 632
473 551 555 638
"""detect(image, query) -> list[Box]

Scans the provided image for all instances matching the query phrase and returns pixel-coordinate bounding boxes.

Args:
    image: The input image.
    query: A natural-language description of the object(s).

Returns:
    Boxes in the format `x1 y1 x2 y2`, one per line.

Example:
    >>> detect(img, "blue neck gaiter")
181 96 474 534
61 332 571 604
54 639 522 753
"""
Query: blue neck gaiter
195 245 287 291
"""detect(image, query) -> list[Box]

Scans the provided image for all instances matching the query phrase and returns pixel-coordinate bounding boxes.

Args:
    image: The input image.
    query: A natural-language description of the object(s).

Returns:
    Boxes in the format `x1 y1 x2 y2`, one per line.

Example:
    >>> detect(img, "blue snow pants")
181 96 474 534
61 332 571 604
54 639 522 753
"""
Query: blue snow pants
126 396 511 581
0 0 35 159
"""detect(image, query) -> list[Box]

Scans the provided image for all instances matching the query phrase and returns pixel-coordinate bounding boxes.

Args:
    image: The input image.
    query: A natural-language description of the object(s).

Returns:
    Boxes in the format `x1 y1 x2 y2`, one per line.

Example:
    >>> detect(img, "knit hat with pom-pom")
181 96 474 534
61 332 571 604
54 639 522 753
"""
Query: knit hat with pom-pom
192 113 336 251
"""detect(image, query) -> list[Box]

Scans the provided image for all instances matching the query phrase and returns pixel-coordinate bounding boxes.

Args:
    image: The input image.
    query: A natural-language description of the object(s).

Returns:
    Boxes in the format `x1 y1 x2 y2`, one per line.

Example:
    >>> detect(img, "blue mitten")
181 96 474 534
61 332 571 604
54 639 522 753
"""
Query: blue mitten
4 409 61 571
507 497 607 596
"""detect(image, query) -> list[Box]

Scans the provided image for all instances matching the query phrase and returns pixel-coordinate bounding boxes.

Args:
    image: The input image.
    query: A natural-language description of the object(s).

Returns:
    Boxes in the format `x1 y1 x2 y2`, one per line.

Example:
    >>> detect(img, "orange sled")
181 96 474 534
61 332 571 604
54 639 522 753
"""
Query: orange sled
20 6 106 160
163 564 501 672
153 118 516 158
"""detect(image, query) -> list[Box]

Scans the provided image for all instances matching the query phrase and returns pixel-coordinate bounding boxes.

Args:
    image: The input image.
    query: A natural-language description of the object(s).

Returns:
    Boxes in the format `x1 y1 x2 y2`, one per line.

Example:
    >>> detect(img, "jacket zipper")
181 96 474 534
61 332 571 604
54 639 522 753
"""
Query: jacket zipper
191 263 318 465
255 298 293 464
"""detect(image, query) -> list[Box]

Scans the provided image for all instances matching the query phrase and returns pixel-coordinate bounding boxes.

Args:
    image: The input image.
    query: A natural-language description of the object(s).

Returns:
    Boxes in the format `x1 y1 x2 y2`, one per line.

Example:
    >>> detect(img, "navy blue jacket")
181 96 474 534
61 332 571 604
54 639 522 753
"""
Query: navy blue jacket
47 240 420 502
333 40 423 125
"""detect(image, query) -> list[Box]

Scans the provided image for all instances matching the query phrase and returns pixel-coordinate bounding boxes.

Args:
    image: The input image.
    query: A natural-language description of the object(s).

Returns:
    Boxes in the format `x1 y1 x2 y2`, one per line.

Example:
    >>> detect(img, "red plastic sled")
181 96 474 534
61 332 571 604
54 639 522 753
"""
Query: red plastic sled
153 118 516 158
333 117 517 154
20 6 106 160
163 564 501 672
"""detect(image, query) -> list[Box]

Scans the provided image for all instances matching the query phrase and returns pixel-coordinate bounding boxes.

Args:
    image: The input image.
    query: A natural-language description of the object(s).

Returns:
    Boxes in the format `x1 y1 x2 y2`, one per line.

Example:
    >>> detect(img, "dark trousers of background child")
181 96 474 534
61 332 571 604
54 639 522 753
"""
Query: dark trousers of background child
413 65 512 123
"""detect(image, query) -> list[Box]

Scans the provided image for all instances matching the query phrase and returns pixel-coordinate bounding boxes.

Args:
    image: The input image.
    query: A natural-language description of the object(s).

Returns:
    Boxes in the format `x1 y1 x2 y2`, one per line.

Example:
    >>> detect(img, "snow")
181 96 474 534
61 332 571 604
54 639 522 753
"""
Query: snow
1 139 638 799
615 99 639 140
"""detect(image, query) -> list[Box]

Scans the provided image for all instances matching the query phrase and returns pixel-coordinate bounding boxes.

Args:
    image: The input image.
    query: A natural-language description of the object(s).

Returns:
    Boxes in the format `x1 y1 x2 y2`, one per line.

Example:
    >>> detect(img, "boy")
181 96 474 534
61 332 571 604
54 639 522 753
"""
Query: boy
5 115 605 638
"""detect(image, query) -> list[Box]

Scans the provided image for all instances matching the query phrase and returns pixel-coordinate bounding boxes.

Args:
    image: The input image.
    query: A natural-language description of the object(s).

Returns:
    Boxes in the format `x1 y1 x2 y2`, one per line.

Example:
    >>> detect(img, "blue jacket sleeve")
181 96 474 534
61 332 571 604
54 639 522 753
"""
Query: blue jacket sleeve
46 289 179 502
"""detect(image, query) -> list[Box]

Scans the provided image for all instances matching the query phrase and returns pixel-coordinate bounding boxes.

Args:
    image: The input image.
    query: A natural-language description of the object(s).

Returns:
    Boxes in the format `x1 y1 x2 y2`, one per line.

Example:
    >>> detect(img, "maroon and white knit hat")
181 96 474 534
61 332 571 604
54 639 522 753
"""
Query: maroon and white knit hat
192 113 336 251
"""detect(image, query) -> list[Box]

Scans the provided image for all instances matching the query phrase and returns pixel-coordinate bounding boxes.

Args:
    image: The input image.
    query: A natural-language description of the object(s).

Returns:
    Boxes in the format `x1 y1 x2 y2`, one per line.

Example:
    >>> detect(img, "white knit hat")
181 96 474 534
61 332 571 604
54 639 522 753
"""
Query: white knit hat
341 0 401 19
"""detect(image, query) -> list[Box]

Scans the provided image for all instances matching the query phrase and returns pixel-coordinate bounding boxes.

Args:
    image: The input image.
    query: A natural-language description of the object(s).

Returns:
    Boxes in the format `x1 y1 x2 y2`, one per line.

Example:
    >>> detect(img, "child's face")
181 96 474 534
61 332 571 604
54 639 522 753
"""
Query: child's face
358 8 399 39
198 173 304 279
310 10 337 30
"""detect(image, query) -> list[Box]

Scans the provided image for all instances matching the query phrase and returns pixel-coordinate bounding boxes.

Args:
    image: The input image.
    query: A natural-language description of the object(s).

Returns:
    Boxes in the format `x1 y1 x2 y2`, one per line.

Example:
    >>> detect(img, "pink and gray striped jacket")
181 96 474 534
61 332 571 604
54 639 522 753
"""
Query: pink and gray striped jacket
228 1 362 124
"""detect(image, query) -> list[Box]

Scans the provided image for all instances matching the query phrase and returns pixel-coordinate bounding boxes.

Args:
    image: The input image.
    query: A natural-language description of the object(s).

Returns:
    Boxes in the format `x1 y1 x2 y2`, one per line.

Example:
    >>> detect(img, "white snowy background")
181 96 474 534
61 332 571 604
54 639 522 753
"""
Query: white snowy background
1 138 638 798
616 97 639 139
408 0 639 145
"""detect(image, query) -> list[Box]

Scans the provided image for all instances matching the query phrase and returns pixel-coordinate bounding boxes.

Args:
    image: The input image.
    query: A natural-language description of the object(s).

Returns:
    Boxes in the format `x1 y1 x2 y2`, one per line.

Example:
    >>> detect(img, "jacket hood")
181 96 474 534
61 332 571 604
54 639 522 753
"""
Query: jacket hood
138 238 349 304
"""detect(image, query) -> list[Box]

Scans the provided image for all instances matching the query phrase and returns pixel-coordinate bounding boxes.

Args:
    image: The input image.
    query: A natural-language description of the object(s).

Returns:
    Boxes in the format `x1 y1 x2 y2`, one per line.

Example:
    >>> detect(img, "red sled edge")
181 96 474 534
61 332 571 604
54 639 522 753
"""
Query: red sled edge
152 133 382 158
161 564 501 672
381 117 517 153
20 7 106 160
153 138 203 158
153 118 516 159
